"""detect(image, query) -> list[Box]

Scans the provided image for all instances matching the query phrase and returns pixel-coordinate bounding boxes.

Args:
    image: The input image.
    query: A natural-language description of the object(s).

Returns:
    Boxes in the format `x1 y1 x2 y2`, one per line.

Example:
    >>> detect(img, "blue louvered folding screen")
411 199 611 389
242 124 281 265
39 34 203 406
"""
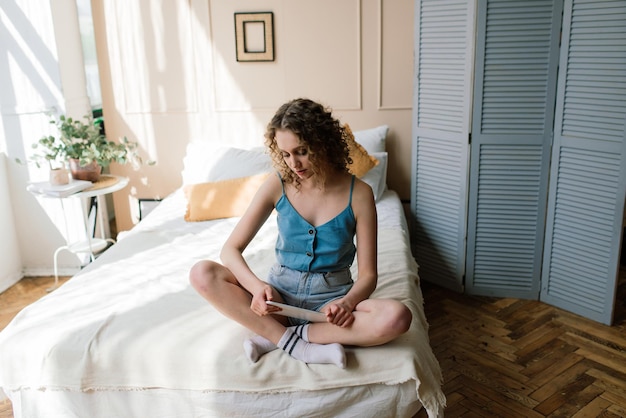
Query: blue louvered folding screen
411 0 475 291
465 0 563 298
413 0 625 323
540 0 626 324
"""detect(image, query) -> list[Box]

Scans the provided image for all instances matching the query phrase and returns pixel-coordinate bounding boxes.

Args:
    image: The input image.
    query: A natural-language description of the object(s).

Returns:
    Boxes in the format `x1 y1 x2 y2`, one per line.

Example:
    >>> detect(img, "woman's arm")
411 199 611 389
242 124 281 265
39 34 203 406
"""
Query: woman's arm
220 174 281 297
325 179 378 326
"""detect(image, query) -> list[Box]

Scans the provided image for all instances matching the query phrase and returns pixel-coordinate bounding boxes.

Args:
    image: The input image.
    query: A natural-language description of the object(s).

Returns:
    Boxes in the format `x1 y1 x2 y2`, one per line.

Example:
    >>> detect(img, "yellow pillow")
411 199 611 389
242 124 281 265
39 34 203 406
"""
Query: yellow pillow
184 172 270 221
344 124 379 177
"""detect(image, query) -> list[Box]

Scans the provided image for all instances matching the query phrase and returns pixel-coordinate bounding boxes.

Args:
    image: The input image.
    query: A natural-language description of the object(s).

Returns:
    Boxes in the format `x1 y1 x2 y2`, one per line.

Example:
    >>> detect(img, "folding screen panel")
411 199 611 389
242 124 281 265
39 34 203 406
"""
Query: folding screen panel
465 0 563 298
540 0 626 324
411 0 475 292
414 0 626 324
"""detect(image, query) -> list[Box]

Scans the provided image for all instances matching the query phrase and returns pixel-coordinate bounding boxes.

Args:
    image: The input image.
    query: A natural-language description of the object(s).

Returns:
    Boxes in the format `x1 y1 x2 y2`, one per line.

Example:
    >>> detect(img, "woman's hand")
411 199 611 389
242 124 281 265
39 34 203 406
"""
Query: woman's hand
324 299 355 327
250 284 280 317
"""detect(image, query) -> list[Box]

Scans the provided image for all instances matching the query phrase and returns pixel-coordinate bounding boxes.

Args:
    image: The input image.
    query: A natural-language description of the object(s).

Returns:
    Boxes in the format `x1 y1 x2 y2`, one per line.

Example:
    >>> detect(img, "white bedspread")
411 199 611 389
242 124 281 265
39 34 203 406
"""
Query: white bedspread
0 190 445 418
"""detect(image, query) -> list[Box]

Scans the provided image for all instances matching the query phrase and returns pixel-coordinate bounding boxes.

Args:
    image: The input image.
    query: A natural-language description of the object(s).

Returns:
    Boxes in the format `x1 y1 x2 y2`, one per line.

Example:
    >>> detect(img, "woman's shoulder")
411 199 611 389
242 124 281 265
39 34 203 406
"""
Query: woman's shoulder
254 171 283 203
350 175 376 213
265 171 282 185
352 175 375 201
350 176 376 224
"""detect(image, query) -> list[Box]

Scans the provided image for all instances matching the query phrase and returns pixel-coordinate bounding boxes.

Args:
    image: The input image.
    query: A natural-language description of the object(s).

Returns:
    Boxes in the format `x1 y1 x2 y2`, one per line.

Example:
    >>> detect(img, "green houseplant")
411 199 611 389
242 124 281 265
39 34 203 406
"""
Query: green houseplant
28 114 149 182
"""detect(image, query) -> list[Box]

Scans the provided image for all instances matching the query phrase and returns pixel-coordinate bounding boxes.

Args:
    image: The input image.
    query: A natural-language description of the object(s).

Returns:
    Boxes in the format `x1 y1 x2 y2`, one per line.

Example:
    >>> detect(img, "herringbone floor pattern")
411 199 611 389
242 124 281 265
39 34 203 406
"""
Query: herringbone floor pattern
416 264 626 417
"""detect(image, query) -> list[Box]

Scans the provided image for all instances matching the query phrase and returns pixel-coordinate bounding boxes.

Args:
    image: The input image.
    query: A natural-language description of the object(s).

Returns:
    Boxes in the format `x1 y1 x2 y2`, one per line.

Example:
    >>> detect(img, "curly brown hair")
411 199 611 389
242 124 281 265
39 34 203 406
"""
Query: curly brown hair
264 98 352 188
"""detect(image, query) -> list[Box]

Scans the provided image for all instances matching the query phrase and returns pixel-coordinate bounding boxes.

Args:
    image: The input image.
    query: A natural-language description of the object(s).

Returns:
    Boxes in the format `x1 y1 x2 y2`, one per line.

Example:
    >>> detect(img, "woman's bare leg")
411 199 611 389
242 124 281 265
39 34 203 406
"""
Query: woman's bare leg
308 299 412 346
189 259 285 343
189 260 346 367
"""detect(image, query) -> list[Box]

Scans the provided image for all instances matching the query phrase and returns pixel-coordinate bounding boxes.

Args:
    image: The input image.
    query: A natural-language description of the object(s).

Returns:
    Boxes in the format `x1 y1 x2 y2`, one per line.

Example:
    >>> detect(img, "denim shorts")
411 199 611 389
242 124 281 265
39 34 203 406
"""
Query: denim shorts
266 263 354 325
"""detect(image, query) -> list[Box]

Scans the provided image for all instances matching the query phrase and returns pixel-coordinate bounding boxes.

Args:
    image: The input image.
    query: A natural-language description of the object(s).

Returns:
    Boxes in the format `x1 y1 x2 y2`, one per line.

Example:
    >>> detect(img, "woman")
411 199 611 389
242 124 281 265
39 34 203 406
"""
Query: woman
189 98 411 368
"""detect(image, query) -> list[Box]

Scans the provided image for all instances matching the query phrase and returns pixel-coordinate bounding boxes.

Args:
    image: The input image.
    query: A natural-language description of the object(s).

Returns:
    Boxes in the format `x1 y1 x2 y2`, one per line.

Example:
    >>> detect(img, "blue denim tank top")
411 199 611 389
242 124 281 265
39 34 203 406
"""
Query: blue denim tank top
275 174 357 272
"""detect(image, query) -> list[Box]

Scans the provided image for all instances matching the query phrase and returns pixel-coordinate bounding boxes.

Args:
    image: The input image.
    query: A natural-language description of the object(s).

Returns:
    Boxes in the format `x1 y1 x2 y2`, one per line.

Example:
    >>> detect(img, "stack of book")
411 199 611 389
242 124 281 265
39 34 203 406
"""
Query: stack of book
27 179 93 197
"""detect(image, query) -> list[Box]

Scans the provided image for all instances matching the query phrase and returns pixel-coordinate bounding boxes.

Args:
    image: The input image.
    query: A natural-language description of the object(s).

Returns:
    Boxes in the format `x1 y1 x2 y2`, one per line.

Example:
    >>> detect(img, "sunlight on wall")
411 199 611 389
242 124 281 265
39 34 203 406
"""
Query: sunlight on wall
96 0 416 235
0 2 64 112
0 153 21 291
1 0 96 275
77 0 102 108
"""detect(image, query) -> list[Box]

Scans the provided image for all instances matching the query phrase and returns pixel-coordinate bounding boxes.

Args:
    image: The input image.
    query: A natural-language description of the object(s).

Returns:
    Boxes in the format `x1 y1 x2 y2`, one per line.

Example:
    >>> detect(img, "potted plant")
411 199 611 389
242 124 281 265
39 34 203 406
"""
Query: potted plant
27 124 70 185
27 114 149 183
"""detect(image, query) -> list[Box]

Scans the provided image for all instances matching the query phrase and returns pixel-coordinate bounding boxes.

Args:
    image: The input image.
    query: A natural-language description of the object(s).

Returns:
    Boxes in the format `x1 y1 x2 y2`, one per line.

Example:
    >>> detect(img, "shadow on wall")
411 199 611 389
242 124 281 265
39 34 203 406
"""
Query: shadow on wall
94 1 275 232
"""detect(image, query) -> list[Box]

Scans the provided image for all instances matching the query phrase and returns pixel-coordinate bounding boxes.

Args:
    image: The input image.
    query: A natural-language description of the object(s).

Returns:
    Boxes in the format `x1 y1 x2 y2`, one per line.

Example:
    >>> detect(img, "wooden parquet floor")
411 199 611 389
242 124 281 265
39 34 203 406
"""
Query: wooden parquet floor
415 263 626 418
2 270 626 417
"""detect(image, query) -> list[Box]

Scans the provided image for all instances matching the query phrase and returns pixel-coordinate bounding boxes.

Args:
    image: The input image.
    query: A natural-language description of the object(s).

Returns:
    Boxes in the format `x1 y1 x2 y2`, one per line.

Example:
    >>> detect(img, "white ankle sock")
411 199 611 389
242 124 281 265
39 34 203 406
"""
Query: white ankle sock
243 334 277 363
243 325 310 363
291 324 309 341
278 328 346 368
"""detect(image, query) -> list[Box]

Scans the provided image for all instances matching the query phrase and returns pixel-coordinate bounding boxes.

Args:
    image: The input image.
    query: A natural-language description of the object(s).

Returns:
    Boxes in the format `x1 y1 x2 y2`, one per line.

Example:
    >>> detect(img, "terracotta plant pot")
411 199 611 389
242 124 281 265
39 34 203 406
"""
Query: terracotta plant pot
49 167 69 185
69 158 101 182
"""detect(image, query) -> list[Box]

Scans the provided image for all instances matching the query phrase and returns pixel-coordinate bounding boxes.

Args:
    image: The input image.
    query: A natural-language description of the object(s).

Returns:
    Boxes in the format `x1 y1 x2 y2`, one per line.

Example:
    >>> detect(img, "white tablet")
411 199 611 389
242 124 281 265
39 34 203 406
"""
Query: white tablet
266 301 327 323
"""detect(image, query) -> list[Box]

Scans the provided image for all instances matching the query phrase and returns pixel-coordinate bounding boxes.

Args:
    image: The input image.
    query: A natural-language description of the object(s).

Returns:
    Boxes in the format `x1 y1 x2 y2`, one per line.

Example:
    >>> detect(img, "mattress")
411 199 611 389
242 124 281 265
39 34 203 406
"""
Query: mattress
0 189 445 418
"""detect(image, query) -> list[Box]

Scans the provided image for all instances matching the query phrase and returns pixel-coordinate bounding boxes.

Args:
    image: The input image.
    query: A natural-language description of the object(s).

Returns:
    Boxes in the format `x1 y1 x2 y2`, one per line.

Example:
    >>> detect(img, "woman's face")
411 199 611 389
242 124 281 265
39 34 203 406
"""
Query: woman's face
275 129 312 179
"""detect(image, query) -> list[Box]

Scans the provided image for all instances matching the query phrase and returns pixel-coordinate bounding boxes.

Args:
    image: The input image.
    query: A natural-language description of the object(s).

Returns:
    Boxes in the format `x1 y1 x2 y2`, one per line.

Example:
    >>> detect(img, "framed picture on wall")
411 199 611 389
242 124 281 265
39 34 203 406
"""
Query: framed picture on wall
234 12 274 62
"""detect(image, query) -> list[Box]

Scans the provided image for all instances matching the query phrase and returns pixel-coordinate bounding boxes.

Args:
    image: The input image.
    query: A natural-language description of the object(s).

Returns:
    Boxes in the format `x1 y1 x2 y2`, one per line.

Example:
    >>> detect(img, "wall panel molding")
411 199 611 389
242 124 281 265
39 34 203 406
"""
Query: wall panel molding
378 0 413 110
210 0 362 113
110 0 198 114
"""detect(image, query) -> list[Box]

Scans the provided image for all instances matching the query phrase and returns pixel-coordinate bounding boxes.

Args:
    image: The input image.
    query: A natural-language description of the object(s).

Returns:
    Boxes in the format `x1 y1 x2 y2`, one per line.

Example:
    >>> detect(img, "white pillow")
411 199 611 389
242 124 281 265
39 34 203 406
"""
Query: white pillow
181 128 388 196
353 125 388 153
182 142 271 185
361 152 388 201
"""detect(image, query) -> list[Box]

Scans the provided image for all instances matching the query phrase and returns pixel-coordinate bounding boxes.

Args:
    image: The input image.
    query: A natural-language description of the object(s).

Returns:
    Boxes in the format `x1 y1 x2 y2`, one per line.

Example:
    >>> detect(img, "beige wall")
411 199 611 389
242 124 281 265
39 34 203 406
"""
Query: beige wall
93 0 414 232
0 154 22 292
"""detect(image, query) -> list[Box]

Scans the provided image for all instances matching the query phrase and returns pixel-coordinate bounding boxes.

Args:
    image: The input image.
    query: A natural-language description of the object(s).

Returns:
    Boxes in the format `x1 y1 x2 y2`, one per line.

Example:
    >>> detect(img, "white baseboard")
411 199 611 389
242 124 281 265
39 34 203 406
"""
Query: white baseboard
21 266 81 278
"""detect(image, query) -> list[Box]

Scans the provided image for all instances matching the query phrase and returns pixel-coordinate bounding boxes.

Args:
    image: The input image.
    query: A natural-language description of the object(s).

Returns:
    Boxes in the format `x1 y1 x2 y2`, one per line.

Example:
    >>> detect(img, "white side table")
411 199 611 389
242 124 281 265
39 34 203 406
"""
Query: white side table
28 175 129 290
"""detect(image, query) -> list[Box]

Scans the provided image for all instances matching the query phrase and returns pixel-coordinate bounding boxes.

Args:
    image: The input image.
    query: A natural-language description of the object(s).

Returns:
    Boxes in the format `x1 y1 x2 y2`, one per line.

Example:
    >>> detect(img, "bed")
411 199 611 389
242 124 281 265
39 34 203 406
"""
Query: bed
0 126 445 418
